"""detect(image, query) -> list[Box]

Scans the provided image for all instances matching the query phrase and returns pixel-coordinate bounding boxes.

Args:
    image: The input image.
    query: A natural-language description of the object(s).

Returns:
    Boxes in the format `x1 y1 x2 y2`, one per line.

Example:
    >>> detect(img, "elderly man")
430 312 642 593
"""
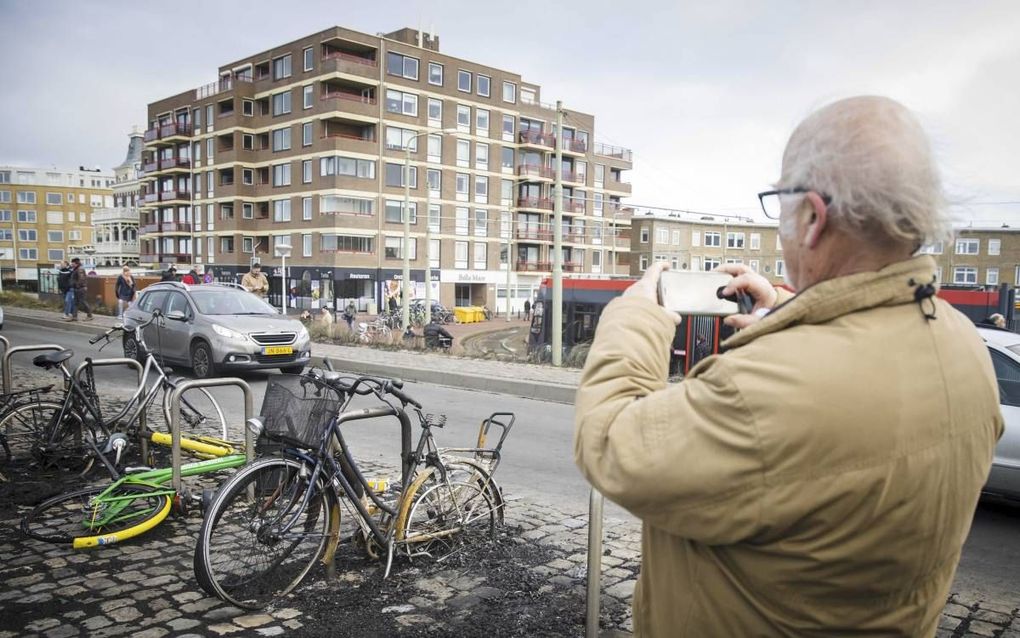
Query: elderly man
575 96 1003 637
241 263 269 299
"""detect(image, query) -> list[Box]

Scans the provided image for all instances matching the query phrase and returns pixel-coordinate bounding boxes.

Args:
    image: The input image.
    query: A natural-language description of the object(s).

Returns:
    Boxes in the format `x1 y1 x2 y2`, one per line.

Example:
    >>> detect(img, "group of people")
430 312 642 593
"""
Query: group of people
161 265 217 287
57 258 96 321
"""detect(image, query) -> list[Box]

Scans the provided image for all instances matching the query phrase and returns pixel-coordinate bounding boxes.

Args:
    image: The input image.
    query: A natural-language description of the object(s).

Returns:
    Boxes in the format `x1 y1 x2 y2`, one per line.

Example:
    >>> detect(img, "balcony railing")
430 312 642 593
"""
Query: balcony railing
143 161 158 173
95 240 139 252
321 90 376 104
519 130 554 147
594 143 633 162
322 50 377 66
160 122 192 138
160 222 192 233
92 207 140 223
516 164 554 179
515 229 552 241
142 193 159 204
516 260 551 272
563 138 588 153
564 232 586 243
563 262 584 272
564 199 586 214
517 197 554 210
139 224 159 235
160 157 192 170
160 189 191 201
561 170 581 183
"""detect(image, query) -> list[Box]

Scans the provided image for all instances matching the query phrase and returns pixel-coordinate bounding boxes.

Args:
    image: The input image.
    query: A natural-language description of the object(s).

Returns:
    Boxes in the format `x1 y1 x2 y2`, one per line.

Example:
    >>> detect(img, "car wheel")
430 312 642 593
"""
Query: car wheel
123 333 143 363
280 365 305 375
190 341 217 379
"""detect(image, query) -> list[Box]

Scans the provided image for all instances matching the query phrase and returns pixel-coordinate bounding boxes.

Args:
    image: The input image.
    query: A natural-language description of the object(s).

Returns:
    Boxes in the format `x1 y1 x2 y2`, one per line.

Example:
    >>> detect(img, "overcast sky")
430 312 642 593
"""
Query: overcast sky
2 0 1018 224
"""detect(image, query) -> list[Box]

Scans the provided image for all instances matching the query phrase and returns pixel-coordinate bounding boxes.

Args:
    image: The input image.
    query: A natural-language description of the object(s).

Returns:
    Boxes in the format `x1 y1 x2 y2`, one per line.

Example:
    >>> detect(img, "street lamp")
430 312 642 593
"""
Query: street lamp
274 243 291 316
403 127 458 332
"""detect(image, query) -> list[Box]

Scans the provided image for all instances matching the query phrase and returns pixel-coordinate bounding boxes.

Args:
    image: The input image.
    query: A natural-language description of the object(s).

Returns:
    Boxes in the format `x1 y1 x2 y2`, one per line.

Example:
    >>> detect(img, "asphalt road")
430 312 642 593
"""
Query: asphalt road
4 320 1018 603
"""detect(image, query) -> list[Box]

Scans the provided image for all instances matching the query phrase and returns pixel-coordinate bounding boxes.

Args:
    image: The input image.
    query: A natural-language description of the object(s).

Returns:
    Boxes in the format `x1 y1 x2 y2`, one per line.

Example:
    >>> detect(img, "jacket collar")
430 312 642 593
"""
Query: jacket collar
723 255 939 349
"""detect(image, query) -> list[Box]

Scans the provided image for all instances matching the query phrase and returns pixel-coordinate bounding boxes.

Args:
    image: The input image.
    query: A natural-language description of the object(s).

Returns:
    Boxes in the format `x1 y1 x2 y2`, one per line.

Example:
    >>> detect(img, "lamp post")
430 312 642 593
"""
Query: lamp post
274 243 291 316
403 127 458 332
552 101 564 366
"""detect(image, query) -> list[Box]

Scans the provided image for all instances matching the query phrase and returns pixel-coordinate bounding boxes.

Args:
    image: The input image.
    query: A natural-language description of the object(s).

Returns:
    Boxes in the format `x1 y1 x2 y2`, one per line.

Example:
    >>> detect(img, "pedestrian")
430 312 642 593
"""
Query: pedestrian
524 298 531 321
241 263 269 298
344 300 357 330
423 318 453 349
65 257 93 322
115 265 136 317
388 293 398 315
182 268 199 285
160 265 177 282
57 260 74 319
203 269 214 284
319 306 334 325
574 96 1003 637
983 313 1007 329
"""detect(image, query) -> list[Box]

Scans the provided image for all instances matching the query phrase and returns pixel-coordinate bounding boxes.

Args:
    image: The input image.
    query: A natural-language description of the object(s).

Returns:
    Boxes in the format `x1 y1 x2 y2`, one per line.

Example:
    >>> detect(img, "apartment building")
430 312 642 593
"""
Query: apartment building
138 26 633 313
93 129 143 266
630 213 787 283
0 165 114 285
922 227 1020 288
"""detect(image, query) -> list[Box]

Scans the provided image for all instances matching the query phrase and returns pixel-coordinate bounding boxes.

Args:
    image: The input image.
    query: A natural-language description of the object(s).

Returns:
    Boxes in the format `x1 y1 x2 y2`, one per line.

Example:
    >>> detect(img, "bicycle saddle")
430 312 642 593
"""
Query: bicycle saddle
33 349 74 369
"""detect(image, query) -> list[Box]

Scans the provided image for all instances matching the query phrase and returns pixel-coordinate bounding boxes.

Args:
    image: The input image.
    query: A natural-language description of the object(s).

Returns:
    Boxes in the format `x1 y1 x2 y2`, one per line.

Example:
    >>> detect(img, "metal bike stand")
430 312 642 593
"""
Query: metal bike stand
3 344 66 395
586 488 605 638
0 336 9 392
72 358 146 459
168 378 253 493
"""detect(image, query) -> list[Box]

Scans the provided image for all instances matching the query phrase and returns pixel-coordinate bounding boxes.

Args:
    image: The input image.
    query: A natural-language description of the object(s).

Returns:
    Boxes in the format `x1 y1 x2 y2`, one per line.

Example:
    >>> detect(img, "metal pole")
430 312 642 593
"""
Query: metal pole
585 488 605 638
424 169 432 327
3 344 64 395
280 253 287 315
505 213 513 321
552 101 564 367
402 146 412 332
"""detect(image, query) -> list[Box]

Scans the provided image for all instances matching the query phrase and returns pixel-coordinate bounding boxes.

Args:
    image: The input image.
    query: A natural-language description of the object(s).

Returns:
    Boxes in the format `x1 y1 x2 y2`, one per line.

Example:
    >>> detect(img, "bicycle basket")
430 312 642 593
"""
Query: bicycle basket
258 375 341 449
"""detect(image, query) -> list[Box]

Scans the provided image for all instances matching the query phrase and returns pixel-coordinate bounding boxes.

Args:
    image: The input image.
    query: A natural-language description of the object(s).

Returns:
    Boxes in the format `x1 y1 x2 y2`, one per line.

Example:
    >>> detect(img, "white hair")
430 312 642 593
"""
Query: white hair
780 96 951 246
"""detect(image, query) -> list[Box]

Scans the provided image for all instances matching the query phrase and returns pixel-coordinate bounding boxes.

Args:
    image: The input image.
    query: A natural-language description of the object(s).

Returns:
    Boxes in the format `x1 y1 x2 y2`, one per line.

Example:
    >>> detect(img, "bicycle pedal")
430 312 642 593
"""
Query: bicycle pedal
425 414 447 428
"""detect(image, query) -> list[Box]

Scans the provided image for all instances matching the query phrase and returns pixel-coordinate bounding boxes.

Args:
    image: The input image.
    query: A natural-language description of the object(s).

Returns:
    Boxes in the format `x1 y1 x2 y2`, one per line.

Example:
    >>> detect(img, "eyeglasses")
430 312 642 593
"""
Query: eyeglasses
757 188 832 220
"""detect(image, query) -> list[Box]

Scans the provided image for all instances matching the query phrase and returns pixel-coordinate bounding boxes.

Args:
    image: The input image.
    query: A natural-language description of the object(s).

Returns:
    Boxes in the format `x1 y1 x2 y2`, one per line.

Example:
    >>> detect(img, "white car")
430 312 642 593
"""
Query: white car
978 326 1020 500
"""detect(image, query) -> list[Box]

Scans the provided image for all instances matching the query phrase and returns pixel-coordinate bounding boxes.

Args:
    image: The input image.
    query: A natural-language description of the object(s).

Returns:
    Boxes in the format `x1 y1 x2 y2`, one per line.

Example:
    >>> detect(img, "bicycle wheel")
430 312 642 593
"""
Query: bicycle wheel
21 482 171 546
396 464 496 558
161 381 228 441
0 401 92 470
195 457 334 609
0 400 58 464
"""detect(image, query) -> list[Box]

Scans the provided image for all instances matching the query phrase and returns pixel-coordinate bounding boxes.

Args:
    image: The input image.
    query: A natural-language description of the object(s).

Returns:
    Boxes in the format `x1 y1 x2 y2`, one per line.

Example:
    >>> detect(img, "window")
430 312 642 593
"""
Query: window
474 242 487 269
455 174 469 200
427 98 442 125
639 255 648 271
776 235 783 251
985 267 999 285
242 169 254 185
384 236 416 260
475 109 489 137
384 200 417 223
303 85 313 109
953 267 977 284
272 163 291 186
704 257 721 271
302 233 312 257
456 140 470 167
302 122 313 147
303 47 313 72
17 210 36 223
429 204 441 232
272 91 291 116
750 233 761 250
428 62 443 86
704 232 721 247
656 228 668 243
16 191 36 204
243 237 254 253
384 163 417 188
455 241 468 268
458 70 471 92
68 230 81 240
47 230 63 242
749 259 760 272
242 203 253 219
385 126 418 151
426 169 440 193
502 81 516 103
321 235 374 253
474 209 488 237
988 239 1001 256
45 192 61 205
0 229 10 239
273 199 291 222
273 54 292 79
242 99 254 116
0 210 9 221
46 211 62 224
302 160 312 184
457 105 471 131
502 115 515 141
272 127 291 151
640 227 649 243
726 232 745 249
501 147 514 170
456 207 469 235
521 87 537 104
48 249 64 261
427 135 442 162
477 74 491 97
775 260 786 277
671 230 681 245
386 52 419 80
476 143 489 170
429 239 440 268
242 133 254 150
920 240 944 254
955 239 979 255
385 89 418 116
18 229 37 241
323 156 376 179
320 196 374 216
19 248 37 260
0 191 8 203
594 164 605 187
220 237 234 253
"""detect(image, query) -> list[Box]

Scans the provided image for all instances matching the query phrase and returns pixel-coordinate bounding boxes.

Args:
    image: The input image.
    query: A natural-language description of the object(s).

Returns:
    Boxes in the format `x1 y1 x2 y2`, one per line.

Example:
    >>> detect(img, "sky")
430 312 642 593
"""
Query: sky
1 0 1018 225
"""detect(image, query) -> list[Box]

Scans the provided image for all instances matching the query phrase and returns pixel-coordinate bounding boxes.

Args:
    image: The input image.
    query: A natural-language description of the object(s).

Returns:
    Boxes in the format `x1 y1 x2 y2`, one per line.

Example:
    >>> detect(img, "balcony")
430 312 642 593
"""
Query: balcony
594 143 633 164
519 130 555 148
321 49 379 80
516 260 551 272
562 138 588 154
564 232 586 244
143 161 158 174
140 223 160 235
160 157 192 171
564 199 586 214
95 240 139 254
561 169 584 184
92 207 139 224
160 222 192 233
142 192 159 204
320 89 377 118
563 262 584 272
320 132 377 156
516 164 554 180
517 197 554 211
606 178 632 194
515 228 552 242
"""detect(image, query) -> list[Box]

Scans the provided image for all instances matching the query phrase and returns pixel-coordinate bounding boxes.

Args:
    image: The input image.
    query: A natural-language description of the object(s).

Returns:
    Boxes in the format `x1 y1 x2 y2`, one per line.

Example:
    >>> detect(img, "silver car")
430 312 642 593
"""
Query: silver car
122 282 311 378
978 325 1020 500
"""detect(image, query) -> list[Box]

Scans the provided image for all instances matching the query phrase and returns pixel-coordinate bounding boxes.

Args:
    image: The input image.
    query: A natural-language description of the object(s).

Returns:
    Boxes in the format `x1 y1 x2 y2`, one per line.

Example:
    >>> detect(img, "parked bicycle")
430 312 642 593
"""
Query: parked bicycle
356 318 392 343
193 371 514 609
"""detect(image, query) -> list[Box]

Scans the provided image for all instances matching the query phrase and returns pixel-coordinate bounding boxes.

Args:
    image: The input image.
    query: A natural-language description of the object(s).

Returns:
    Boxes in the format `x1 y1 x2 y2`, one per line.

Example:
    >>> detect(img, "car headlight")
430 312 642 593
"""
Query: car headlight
212 324 247 341
297 325 309 341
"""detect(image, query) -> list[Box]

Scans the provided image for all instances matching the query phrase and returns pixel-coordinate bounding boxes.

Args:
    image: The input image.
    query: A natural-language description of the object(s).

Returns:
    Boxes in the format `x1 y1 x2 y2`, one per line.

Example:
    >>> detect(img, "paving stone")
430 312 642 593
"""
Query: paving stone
943 603 971 619
978 601 1018 616
282 619 304 630
133 628 169 638
25 618 62 632
271 608 302 620
180 598 221 614
208 623 245 635
43 625 77 638
255 627 286 637
938 615 963 631
167 618 202 631
605 580 637 600
967 620 1002 637
396 614 436 628
108 606 143 623
382 604 416 614
974 609 1013 625
234 614 274 628
100 597 134 613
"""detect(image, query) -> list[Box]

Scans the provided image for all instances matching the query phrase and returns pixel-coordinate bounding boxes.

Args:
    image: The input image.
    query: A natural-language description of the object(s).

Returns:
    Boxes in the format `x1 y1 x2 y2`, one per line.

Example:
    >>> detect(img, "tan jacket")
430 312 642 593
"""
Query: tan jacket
575 256 1002 637
241 271 268 297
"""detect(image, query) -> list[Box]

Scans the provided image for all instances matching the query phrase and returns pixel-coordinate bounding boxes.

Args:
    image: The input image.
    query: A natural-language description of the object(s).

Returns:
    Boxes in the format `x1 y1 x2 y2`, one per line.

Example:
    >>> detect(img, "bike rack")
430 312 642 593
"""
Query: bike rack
3 343 66 395
168 378 254 493
586 488 605 638
0 336 9 391
72 358 146 459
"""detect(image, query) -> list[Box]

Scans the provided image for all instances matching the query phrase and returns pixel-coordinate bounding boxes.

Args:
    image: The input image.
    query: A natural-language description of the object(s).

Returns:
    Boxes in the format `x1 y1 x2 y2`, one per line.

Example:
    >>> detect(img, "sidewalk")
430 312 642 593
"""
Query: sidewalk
4 307 580 403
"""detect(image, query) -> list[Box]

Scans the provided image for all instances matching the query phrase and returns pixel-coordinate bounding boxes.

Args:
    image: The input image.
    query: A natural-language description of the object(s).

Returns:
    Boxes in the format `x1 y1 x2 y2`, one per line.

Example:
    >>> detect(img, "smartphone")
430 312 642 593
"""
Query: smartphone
657 270 753 316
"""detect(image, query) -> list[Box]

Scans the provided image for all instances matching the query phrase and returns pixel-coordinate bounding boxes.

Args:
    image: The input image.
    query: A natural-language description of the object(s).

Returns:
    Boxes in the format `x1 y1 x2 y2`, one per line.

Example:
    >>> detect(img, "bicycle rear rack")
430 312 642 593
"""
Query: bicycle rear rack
168 378 254 493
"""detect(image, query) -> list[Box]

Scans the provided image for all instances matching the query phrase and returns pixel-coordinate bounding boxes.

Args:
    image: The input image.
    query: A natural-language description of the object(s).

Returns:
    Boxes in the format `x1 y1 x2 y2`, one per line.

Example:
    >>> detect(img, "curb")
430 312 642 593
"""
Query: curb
6 309 577 404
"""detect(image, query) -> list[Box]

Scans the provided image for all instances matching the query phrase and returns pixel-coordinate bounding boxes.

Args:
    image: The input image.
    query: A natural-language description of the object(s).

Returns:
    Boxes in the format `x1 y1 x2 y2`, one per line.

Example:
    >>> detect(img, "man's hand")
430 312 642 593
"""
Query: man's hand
623 262 682 325
716 264 779 329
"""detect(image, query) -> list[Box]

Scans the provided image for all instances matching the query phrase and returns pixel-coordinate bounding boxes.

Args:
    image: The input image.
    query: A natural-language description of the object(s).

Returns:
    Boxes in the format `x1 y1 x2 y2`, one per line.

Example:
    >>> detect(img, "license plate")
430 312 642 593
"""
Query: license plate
263 346 293 355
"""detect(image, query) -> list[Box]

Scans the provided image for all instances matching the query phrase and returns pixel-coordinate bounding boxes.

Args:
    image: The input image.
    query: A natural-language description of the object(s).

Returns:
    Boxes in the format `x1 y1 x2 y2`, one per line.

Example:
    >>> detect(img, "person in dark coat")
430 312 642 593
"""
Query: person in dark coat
161 265 177 282
524 298 532 320
57 260 74 319
115 265 136 317
423 319 453 349
65 258 93 322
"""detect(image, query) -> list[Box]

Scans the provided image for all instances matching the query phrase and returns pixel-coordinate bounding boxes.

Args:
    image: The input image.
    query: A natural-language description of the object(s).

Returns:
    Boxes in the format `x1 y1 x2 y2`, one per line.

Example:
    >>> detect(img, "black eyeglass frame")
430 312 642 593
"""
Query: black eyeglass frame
757 188 832 219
